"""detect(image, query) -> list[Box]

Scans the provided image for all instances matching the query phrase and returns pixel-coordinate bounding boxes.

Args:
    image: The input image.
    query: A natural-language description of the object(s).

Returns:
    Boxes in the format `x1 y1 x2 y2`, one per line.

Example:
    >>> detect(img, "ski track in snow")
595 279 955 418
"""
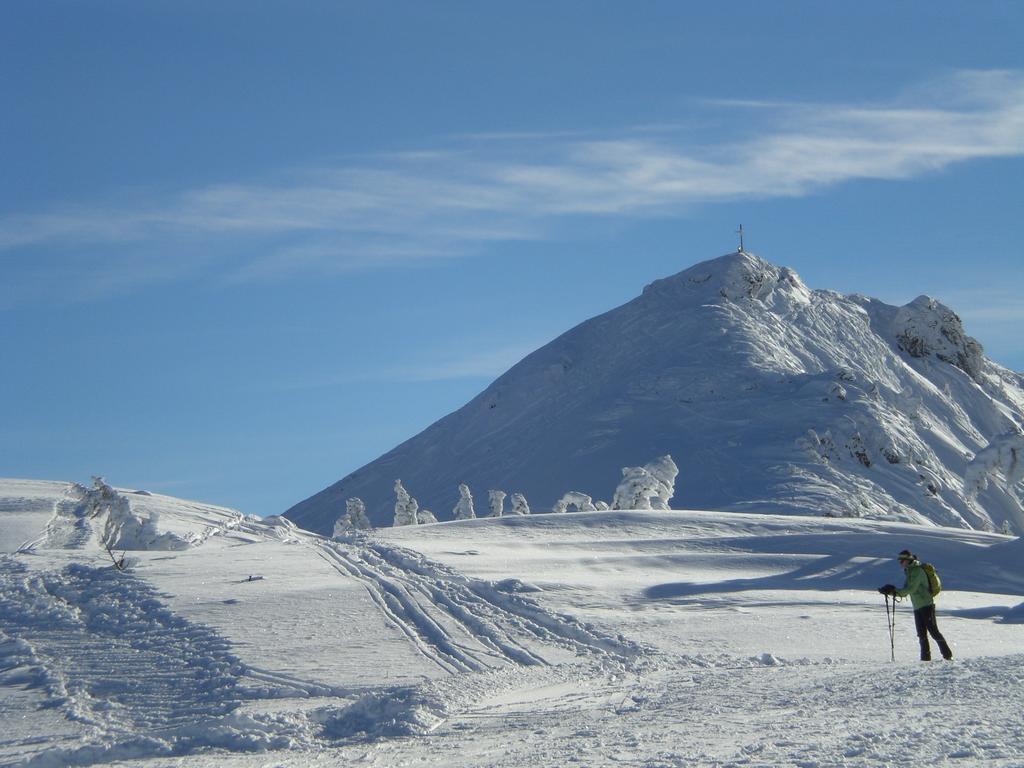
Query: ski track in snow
313 535 641 674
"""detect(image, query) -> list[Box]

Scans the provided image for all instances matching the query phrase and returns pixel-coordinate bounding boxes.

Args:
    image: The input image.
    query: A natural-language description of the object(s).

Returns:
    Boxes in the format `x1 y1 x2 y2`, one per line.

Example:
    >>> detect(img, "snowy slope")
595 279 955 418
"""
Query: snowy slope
286 252 1024 533
3 478 1024 767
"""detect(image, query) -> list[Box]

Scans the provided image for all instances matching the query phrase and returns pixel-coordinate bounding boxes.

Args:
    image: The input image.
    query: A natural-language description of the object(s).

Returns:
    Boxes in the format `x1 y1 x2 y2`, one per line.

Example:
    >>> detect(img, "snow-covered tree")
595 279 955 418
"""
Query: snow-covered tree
509 493 531 516
334 497 371 536
643 455 679 510
553 491 596 514
349 497 372 530
965 433 1024 499
86 476 122 517
453 483 476 520
418 509 439 524
81 476 188 553
612 455 679 511
488 490 506 518
612 467 658 510
393 480 419 526
965 434 1024 534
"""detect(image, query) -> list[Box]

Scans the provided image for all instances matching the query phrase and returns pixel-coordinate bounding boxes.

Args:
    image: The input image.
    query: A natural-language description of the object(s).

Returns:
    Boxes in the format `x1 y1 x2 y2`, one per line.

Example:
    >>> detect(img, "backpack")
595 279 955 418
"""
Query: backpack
921 562 942 596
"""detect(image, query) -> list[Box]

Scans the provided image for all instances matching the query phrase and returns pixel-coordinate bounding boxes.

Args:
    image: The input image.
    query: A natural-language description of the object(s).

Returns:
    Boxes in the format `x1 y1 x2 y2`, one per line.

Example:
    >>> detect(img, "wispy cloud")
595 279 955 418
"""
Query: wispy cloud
267 341 540 390
386 342 540 382
2 69 1022 300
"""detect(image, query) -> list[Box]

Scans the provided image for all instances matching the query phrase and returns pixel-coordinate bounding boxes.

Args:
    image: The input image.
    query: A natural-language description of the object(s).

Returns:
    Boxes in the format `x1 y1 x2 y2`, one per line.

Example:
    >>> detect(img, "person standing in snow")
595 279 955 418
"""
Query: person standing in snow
879 550 953 661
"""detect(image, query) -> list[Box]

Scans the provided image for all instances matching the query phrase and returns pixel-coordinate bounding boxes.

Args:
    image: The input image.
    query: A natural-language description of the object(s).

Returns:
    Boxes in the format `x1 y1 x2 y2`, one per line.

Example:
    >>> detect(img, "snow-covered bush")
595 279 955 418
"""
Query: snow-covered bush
452 484 476 520
847 432 871 467
508 493 531 516
393 480 419 526
803 429 837 463
612 455 679 511
488 490 506 518
334 498 372 536
553 491 597 514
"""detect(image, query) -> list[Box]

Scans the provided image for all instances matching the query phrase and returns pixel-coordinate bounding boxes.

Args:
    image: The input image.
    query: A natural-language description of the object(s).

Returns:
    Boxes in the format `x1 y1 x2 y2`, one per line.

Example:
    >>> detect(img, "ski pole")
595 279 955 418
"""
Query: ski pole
885 593 896 662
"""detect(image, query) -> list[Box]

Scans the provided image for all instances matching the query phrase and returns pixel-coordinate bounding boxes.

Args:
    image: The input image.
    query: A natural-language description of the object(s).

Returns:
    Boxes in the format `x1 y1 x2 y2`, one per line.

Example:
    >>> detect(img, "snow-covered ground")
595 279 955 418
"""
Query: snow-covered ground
2 478 1023 767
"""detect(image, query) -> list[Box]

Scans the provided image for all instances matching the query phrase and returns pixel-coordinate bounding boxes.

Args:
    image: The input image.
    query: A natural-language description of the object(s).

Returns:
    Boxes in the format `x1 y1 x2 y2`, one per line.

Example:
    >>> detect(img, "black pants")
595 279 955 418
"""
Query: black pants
914 605 953 660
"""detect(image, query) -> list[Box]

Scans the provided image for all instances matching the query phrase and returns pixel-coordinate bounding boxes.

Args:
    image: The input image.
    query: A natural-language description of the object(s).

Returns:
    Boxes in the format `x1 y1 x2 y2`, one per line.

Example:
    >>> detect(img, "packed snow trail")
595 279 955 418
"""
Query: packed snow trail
0 556 355 766
15 484 93 552
0 559 245 728
313 536 642 675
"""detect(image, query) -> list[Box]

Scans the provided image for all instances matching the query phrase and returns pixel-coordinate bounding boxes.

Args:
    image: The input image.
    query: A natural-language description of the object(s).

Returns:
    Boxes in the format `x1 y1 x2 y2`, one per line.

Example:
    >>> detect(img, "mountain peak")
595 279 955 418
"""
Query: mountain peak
642 251 811 306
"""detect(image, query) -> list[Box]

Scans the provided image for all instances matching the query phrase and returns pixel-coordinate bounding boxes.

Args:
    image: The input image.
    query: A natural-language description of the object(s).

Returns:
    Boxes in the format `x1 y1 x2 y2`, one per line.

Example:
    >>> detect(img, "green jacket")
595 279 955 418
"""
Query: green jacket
895 562 933 609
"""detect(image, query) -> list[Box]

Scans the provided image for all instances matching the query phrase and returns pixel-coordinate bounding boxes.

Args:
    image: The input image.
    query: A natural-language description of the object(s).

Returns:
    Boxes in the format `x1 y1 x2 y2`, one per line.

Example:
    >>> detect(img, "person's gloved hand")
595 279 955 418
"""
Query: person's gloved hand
877 584 896 596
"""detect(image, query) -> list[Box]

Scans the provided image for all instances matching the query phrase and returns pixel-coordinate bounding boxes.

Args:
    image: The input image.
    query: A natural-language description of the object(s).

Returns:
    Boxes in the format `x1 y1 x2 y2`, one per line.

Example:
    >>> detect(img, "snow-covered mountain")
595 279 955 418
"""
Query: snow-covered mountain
287 252 1024 534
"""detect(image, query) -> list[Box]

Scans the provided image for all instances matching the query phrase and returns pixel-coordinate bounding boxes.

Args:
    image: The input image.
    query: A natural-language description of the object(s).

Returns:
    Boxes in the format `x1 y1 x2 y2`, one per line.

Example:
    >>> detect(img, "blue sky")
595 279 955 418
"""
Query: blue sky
2 2 1022 517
